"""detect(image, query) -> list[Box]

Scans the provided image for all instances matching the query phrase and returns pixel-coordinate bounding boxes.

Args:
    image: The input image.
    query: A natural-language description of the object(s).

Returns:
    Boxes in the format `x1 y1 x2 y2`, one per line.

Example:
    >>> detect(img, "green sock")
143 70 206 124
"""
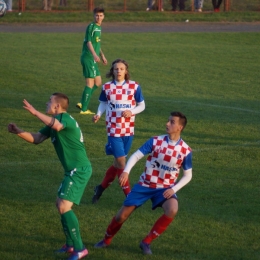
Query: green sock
80 86 92 112
61 210 84 251
61 216 73 247
91 85 99 94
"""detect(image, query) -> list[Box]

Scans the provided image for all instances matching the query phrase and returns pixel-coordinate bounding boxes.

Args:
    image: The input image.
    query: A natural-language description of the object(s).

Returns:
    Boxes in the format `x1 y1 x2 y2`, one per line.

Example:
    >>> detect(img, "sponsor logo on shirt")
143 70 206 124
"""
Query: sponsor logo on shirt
160 164 177 172
108 102 132 110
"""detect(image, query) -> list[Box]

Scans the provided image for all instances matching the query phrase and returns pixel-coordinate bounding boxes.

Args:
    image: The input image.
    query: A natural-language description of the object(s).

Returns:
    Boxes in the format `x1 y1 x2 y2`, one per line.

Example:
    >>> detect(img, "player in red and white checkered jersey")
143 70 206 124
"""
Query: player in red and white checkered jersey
94 111 192 255
92 59 145 204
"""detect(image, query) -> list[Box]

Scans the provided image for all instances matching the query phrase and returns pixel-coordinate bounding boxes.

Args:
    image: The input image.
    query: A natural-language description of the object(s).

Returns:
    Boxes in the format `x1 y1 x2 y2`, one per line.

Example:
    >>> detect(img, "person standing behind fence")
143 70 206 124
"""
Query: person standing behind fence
76 7 108 115
59 0 67 6
171 0 186 12
4 0 12 11
212 0 222 12
43 0 52 11
194 0 204 12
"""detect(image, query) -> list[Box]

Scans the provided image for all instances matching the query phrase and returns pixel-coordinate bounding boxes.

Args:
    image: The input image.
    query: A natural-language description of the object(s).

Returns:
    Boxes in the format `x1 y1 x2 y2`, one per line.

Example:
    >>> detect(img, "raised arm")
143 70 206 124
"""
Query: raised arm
23 99 63 132
8 123 48 144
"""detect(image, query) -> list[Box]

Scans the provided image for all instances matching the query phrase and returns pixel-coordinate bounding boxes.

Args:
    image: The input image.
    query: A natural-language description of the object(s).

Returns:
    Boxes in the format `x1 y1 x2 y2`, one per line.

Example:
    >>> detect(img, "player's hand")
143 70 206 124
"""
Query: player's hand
101 56 108 65
8 123 21 134
93 54 100 62
163 188 175 199
122 110 132 118
23 99 38 116
92 114 100 123
118 172 129 186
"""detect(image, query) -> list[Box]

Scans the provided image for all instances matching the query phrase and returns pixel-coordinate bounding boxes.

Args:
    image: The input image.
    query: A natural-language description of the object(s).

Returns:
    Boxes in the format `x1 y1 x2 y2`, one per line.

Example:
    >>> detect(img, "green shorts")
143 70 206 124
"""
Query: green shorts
58 165 92 205
81 57 100 78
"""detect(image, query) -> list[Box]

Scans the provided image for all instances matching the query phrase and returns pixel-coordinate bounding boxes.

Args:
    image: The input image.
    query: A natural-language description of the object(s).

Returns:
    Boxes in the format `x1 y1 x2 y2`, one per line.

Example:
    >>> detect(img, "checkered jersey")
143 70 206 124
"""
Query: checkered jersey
100 80 144 137
138 135 192 189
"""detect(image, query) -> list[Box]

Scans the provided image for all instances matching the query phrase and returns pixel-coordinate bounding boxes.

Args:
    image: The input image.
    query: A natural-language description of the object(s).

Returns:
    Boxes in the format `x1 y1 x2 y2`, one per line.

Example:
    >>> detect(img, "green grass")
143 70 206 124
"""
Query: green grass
1 31 260 259
1 10 260 23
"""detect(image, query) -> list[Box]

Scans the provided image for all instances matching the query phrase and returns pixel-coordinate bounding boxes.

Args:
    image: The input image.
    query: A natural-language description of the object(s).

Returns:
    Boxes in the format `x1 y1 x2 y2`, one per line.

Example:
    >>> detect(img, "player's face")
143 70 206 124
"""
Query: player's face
166 116 183 135
46 95 58 115
113 62 127 82
94 12 104 25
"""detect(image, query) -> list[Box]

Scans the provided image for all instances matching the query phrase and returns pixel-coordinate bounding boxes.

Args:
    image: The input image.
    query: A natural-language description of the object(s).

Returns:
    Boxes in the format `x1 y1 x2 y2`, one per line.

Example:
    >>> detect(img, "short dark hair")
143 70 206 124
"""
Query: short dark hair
171 111 187 131
52 92 69 110
93 7 104 14
106 58 130 81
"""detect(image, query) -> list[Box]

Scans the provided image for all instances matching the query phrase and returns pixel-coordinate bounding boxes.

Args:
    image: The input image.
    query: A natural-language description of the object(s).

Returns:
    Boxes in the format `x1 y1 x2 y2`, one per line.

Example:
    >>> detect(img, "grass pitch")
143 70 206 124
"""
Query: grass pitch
0 30 260 259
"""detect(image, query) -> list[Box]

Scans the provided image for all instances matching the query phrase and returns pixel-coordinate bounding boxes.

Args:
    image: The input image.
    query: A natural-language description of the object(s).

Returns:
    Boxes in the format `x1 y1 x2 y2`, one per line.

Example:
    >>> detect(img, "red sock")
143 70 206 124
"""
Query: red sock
101 165 117 189
143 214 173 244
117 168 131 196
104 216 123 244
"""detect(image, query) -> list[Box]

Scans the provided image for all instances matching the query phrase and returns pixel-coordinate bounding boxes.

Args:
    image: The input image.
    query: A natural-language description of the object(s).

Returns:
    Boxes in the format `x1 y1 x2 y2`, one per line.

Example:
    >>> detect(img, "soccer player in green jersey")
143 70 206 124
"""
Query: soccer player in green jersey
8 93 91 260
77 7 108 115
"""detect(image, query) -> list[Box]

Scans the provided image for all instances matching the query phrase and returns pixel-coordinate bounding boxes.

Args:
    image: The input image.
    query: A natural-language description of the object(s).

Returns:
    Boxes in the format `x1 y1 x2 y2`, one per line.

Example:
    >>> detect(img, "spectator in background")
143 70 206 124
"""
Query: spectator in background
194 0 203 12
146 0 155 11
5 0 12 11
146 0 164 11
43 0 53 11
171 0 186 12
59 0 67 6
212 0 222 12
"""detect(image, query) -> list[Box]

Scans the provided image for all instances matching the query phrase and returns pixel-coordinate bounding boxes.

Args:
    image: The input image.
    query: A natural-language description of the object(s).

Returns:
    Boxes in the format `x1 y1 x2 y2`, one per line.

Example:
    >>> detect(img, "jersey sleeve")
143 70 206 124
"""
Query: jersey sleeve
39 125 51 137
55 113 67 129
85 23 93 42
99 88 108 102
138 137 154 155
134 85 145 103
182 152 192 170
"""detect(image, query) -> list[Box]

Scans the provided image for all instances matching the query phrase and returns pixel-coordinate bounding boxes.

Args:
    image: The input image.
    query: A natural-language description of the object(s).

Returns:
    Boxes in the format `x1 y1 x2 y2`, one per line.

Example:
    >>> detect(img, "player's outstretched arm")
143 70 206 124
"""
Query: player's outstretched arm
8 123 48 144
23 99 63 132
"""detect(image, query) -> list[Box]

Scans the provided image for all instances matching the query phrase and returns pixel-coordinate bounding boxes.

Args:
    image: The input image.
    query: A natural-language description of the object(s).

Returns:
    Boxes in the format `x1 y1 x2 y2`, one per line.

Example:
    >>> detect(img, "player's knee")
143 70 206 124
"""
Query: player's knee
165 207 178 218
115 211 129 223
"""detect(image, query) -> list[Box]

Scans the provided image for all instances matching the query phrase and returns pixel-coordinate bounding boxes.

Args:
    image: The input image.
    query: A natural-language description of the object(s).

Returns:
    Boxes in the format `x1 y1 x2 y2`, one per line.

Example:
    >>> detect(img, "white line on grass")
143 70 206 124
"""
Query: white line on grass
147 99 260 114
2 141 259 167
1 92 259 114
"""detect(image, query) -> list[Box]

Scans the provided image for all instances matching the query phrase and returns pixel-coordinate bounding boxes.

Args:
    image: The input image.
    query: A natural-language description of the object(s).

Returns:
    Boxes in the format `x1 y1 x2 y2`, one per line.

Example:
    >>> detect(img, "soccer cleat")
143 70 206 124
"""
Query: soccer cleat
94 240 109 248
76 103 82 109
67 248 88 260
92 185 104 204
139 241 152 255
54 244 74 253
80 110 94 115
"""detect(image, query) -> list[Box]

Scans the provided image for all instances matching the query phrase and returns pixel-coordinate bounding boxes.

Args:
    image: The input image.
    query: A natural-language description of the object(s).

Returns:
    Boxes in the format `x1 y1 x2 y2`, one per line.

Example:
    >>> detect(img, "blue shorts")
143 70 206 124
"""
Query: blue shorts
124 183 178 210
105 136 134 158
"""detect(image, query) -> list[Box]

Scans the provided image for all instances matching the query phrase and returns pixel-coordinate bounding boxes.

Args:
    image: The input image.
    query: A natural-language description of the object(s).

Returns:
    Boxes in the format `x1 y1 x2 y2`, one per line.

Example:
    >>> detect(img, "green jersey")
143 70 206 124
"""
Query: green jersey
39 113 90 171
81 22 102 60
